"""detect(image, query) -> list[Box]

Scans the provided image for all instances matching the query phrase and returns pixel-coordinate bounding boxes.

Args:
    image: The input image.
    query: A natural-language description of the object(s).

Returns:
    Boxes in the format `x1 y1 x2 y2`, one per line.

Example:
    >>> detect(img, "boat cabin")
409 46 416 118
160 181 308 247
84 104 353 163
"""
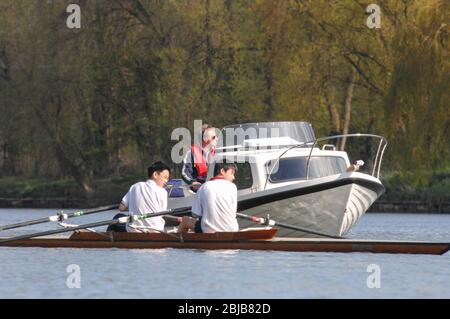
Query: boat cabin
167 121 351 197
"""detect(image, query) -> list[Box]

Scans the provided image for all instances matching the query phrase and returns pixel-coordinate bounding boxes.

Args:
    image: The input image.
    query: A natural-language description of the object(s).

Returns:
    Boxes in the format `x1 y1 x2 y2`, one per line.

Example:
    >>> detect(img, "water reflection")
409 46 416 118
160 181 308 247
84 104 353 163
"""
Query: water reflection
0 210 449 298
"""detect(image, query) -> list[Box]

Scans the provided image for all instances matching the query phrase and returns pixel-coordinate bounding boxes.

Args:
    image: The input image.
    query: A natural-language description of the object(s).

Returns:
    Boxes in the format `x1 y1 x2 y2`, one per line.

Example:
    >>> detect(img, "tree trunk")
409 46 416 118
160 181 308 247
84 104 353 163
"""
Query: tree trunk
324 88 341 135
205 0 213 68
32 105 94 195
54 143 94 194
339 70 356 150
264 40 275 118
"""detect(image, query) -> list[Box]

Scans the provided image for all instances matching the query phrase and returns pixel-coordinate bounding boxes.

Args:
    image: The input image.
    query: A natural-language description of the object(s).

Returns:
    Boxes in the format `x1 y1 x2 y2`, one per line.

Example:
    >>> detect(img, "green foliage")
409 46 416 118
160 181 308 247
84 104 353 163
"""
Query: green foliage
381 169 450 202
0 178 82 198
0 0 448 195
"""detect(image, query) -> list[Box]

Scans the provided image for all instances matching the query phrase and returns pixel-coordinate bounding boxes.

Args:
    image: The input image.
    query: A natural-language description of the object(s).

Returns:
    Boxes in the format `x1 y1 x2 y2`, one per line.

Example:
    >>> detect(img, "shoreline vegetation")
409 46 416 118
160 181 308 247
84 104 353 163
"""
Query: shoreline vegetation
0 2 449 204
0 172 449 213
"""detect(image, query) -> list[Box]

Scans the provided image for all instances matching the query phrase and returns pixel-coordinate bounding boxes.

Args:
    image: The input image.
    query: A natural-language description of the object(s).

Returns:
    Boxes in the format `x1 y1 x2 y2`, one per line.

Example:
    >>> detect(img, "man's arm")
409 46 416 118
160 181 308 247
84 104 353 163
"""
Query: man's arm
119 189 130 212
232 185 238 214
191 190 203 218
161 188 168 211
181 150 196 185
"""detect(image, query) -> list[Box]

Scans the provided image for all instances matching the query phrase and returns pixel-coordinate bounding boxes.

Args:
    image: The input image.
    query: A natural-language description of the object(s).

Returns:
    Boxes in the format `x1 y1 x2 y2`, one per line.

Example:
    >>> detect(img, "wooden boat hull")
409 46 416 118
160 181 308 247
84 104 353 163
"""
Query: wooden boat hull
1 229 448 255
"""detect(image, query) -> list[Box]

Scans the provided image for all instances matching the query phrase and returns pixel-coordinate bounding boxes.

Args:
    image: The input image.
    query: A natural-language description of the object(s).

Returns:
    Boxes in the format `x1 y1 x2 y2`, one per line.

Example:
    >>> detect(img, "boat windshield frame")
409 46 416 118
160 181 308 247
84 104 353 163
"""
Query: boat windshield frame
220 121 316 147
263 133 388 190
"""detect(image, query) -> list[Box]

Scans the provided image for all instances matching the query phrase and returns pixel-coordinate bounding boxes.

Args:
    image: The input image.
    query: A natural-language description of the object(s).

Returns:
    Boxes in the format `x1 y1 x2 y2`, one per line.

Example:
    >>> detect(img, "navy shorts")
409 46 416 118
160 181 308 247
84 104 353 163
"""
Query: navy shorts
194 218 203 233
106 213 127 232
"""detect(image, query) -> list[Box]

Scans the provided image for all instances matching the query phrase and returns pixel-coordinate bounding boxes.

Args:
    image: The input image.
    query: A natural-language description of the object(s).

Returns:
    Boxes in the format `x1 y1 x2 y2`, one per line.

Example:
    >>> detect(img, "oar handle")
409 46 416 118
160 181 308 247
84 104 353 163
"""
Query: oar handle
65 204 120 218
236 212 342 239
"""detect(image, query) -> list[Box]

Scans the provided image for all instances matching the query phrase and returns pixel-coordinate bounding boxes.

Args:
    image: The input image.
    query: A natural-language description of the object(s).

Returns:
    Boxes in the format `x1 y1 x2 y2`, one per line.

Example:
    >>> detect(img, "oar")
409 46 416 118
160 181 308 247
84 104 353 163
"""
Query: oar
0 206 191 244
0 204 120 232
236 212 343 239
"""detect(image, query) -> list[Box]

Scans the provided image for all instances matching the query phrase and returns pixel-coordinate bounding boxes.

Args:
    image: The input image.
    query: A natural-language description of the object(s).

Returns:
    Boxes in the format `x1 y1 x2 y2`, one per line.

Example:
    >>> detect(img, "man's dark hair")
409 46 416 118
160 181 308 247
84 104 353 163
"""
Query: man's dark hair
213 162 238 176
148 161 171 178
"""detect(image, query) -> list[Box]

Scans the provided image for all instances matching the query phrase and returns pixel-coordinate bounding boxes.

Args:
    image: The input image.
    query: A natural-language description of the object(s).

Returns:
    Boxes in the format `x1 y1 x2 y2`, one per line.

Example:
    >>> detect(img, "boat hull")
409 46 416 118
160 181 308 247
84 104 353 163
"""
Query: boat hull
237 175 384 237
0 231 447 255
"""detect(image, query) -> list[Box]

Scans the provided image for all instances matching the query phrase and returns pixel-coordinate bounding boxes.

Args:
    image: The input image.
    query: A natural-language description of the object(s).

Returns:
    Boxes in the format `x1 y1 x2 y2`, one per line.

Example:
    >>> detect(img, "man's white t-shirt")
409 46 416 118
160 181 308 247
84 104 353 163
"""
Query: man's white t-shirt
122 180 168 232
191 179 238 233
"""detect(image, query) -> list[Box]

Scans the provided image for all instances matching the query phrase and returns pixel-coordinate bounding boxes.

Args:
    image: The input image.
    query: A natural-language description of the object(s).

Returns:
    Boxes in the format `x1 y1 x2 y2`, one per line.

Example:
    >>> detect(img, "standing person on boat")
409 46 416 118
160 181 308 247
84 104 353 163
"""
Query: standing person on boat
178 162 238 233
181 124 218 191
108 161 171 233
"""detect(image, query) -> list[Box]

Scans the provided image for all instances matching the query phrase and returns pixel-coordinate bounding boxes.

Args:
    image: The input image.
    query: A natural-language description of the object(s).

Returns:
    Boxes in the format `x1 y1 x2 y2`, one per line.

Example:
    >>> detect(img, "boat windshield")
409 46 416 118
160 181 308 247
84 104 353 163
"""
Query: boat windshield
266 156 347 182
221 121 316 147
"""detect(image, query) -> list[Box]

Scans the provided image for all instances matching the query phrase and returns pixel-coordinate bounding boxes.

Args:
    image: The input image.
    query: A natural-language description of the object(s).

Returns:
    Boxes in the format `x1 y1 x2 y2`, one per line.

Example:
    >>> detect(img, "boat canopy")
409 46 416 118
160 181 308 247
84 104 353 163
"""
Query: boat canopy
221 121 316 147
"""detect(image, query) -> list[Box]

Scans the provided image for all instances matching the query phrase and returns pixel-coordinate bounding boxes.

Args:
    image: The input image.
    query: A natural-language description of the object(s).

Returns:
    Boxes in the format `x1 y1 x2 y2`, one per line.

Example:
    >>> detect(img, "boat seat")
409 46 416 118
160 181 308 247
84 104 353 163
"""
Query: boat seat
165 179 185 198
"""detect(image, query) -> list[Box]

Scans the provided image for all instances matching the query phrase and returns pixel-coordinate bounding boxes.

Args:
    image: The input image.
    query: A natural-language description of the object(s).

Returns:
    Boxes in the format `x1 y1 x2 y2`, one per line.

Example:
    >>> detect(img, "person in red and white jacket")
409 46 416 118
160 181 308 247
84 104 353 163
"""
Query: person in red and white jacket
181 126 217 191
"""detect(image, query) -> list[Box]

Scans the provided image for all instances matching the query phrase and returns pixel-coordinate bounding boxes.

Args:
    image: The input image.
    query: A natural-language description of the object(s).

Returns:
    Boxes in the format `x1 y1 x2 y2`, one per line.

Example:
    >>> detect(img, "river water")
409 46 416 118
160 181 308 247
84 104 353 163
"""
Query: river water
0 209 449 298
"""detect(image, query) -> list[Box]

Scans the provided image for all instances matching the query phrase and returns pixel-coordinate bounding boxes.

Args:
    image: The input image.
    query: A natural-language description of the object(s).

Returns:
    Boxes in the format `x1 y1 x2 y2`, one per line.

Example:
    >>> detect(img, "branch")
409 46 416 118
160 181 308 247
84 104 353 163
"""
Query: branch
116 0 164 44
344 55 384 96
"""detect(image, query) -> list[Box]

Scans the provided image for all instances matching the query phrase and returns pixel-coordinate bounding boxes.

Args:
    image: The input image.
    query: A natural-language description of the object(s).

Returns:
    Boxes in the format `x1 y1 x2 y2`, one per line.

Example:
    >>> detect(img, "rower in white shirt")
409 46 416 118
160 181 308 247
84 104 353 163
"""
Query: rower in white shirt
112 161 171 233
178 162 238 233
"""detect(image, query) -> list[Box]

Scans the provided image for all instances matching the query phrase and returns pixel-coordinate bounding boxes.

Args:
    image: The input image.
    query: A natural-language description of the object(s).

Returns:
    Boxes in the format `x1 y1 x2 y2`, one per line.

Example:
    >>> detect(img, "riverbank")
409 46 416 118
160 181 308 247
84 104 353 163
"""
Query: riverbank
370 201 450 214
0 198 449 213
0 174 449 213
0 175 135 209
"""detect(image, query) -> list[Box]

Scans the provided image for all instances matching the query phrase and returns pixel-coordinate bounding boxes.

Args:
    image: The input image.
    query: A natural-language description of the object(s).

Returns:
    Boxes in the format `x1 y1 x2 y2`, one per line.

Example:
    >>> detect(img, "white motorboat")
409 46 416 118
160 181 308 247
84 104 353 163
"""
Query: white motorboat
167 122 387 237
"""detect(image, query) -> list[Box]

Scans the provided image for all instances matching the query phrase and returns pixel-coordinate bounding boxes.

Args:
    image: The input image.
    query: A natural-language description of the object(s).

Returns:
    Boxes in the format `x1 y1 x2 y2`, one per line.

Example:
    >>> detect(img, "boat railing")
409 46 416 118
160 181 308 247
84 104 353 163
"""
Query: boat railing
263 133 388 190
306 133 388 179
215 142 312 153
